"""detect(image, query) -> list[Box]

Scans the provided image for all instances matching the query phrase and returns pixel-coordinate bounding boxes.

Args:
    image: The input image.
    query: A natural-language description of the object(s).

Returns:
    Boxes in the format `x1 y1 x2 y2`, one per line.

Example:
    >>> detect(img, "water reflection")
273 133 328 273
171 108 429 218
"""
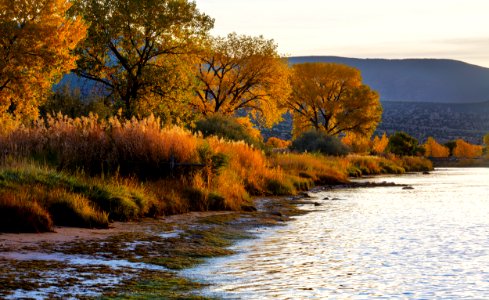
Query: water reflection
184 168 489 299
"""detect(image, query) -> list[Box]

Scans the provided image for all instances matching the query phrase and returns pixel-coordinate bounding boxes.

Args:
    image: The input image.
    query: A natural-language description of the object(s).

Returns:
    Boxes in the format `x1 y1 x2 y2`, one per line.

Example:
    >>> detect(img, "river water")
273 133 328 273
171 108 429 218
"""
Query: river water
184 168 489 299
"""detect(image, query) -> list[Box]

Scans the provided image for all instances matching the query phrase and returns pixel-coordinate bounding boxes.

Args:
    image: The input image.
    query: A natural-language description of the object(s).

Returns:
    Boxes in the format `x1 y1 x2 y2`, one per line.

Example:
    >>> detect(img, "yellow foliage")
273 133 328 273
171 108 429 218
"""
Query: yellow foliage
71 0 213 119
287 63 382 137
235 117 263 142
371 133 389 154
266 137 291 148
453 139 483 158
342 132 370 153
193 33 291 127
0 0 87 120
423 137 449 158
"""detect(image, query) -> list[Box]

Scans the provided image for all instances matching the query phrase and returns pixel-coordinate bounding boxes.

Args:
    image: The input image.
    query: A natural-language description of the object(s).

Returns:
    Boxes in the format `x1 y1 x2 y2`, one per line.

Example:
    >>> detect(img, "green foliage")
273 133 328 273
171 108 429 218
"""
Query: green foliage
290 130 350 156
0 164 158 224
444 140 457 156
40 84 112 119
45 191 109 228
195 115 262 147
387 132 422 156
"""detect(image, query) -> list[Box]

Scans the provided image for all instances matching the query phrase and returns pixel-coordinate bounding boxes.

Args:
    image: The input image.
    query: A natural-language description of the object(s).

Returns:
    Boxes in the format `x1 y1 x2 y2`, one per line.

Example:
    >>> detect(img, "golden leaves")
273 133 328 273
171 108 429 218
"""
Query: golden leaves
287 63 382 138
0 0 87 120
193 33 291 128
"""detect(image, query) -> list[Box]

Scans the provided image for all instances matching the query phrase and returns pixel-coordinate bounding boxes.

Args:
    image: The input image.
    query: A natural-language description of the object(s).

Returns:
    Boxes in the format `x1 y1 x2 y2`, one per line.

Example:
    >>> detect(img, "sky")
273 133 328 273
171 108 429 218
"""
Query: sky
194 0 489 68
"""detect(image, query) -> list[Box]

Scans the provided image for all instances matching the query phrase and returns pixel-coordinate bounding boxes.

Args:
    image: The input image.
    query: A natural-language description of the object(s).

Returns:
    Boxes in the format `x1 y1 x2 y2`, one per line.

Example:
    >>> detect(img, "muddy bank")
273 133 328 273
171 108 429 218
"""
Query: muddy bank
0 196 311 299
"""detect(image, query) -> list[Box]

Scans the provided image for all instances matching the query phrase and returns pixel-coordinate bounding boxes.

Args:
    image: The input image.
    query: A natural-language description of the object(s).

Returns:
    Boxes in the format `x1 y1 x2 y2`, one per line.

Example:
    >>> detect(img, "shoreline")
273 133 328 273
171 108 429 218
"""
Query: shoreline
0 194 312 299
0 177 419 299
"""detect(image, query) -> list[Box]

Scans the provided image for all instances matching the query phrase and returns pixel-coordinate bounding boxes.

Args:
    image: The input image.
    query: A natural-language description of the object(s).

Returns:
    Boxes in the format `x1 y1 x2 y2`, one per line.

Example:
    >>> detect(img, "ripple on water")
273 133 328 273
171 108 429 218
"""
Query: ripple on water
183 168 489 299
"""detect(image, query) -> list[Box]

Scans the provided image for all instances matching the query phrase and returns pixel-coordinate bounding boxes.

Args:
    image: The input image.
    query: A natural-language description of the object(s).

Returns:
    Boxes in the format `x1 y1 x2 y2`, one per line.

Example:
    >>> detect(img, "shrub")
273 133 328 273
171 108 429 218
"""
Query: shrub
452 139 483 158
194 115 262 147
423 137 450 158
291 130 350 156
387 132 423 156
266 137 291 148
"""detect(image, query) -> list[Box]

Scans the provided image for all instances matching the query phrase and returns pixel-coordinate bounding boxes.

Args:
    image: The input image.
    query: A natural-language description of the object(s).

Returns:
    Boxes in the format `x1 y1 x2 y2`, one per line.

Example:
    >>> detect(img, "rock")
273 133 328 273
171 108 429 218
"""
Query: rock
300 192 312 198
241 204 257 212
271 211 283 217
323 197 330 200
423 171 430 175
313 202 321 206
402 186 414 190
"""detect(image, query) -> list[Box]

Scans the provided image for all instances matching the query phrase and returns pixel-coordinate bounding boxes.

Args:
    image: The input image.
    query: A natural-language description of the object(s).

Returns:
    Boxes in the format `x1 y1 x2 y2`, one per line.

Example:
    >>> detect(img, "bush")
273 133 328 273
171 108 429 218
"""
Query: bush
266 137 291 148
291 130 350 156
195 115 262 147
387 132 423 156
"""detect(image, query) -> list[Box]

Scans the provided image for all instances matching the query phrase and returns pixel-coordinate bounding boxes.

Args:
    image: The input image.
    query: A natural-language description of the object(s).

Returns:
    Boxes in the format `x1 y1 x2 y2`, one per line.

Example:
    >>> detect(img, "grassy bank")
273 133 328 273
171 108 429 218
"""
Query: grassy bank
0 114 432 233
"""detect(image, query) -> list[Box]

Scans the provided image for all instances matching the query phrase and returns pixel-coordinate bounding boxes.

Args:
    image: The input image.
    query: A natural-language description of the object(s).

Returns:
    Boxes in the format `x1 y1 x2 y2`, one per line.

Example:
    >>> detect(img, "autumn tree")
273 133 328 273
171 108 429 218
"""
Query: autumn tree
0 0 86 120
371 132 389 154
286 63 382 137
193 33 291 127
341 132 370 153
70 0 213 121
453 139 483 158
423 137 449 158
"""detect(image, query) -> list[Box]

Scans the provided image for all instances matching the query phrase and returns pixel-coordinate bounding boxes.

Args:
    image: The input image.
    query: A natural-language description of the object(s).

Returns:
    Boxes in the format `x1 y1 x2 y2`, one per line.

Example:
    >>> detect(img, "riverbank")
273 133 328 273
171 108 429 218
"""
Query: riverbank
0 194 313 299
430 157 489 168
0 176 422 299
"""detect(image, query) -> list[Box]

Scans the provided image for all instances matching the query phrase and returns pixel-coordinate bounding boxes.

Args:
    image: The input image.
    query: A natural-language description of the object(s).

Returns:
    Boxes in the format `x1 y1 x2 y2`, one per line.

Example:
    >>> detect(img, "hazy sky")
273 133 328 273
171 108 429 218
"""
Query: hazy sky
194 0 489 67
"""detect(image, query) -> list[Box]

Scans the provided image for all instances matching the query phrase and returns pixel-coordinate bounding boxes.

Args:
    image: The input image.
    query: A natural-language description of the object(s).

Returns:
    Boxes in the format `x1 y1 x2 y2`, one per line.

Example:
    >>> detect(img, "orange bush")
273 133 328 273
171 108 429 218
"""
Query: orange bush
453 139 483 158
342 132 370 153
371 133 389 154
423 137 449 158
266 137 291 148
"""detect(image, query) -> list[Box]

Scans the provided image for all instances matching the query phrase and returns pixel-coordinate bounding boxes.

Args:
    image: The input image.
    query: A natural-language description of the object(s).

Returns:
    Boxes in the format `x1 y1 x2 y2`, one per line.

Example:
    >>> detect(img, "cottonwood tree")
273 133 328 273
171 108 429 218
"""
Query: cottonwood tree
70 0 213 121
423 137 449 158
286 63 381 137
453 139 483 158
371 132 389 154
0 0 86 120
193 33 290 127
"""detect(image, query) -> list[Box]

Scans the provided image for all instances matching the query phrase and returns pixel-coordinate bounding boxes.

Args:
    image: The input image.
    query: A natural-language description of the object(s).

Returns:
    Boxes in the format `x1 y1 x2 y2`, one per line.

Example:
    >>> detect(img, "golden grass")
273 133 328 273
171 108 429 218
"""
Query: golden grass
0 113 435 233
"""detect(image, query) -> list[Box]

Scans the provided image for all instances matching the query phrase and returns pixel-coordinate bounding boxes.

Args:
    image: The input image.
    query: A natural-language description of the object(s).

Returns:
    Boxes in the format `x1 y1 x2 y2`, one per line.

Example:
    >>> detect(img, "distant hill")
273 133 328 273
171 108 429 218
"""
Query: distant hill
288 56 489 103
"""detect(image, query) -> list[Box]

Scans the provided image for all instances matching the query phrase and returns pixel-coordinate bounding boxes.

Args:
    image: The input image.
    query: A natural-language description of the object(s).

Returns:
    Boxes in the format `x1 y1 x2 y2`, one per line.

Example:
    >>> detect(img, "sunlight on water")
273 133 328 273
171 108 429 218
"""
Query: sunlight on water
184 168 489 299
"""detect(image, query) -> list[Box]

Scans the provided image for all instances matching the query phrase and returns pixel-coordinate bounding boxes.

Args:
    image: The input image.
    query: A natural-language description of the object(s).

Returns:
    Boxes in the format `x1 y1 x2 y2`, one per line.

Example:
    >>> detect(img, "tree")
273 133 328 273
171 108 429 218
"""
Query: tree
387 132 423 156
371 132 389 154
453 139 483 158
193 33 290 127
423 137 449 158
0 0 86 120
70 0 213 120
341 132 370 153
286 63 382 137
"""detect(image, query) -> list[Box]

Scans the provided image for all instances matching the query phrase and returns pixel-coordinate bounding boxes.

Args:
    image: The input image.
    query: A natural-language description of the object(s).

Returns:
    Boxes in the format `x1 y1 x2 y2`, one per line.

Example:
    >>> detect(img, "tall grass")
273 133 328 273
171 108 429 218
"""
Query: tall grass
0 162 158 231
0 114 434 232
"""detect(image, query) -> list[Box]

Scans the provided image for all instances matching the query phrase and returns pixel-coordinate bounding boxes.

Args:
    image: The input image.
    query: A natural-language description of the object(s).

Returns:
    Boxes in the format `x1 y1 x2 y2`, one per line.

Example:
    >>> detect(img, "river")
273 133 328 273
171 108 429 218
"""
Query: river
184 168 489 299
